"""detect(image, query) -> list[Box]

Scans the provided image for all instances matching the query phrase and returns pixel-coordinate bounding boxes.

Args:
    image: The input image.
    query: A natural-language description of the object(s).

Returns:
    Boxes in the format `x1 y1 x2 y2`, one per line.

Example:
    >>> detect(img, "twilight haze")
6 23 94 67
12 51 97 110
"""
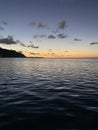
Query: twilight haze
0 0 98 58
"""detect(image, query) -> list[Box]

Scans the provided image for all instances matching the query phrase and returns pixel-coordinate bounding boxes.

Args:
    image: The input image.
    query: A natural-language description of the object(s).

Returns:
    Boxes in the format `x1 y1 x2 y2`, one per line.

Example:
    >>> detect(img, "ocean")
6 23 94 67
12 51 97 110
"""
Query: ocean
0 58 98 129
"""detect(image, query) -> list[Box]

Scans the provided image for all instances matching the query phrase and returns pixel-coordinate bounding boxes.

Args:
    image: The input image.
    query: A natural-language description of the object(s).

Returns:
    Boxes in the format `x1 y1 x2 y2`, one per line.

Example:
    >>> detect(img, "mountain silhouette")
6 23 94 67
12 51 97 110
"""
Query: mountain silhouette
0 47 26 57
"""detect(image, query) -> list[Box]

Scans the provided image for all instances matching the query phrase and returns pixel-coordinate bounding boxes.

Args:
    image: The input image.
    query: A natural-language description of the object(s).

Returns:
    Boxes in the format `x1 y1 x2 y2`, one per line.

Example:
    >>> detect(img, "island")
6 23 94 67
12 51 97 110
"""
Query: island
0 47 26 58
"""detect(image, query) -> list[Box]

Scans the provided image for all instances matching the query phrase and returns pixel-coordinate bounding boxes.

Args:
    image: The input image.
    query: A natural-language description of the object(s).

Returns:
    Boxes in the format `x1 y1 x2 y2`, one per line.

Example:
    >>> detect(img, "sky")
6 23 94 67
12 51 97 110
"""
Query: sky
0 0 98 58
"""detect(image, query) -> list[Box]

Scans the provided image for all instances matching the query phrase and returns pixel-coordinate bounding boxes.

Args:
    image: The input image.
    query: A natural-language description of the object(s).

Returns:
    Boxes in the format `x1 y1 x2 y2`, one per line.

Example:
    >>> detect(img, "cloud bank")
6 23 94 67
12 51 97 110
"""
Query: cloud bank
90 42 98 45
74 38 82 41
0 36 17 45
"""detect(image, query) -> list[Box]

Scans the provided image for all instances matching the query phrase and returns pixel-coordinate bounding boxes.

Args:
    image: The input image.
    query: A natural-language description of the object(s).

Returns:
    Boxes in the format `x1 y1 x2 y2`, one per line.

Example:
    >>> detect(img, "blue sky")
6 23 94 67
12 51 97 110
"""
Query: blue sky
0 0 98 57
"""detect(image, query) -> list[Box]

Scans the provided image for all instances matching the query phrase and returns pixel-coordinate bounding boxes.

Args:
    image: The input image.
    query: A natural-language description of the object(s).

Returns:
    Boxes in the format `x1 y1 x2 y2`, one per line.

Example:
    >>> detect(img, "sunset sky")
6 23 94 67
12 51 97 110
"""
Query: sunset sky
0 0 98 58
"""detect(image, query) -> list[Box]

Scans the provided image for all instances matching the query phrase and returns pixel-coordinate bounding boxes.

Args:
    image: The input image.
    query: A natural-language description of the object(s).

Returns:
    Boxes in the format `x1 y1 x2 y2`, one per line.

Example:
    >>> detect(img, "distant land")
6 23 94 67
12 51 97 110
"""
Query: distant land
0 47 25 58
27 57 44 58
0 47 44 58
0 47 97 59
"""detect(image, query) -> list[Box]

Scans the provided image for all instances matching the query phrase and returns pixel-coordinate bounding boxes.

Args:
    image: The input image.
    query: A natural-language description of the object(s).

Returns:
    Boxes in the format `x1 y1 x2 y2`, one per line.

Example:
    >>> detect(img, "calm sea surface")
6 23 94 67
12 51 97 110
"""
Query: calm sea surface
0 58 98 129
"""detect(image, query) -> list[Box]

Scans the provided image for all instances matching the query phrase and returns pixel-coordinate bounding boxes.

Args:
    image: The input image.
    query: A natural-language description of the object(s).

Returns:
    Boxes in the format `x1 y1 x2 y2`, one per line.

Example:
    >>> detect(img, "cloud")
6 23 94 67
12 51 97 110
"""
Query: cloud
90 42 98 45
48 35 56 39
0 36 17 45
20 43 26 47
33 35 39 38
2 21 8 25
0 27 4 31
33 33 67 39
52 53 55 55
33 34 46 38
49 49 52 52
53 29 59 34
40 35 46 38
29 22 36 27
17 41 39 49
74 38 82 41
58 20 67 30
57 33 67 39
29 22 47 29
28 44 39 49
29 52 40 55
29 41 33 43
0 20 8 31
65 51 68 53
37 23 47 28
16 40 21 43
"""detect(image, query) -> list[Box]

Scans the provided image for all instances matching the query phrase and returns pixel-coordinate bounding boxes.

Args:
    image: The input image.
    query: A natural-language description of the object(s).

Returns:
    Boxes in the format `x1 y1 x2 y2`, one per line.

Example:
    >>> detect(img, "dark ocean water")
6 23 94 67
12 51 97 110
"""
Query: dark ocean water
0 58 98 130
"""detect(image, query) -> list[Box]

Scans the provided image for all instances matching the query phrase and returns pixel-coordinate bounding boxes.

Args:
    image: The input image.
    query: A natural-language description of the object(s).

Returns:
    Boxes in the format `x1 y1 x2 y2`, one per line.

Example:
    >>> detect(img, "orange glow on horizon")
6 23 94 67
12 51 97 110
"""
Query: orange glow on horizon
23 51 98 59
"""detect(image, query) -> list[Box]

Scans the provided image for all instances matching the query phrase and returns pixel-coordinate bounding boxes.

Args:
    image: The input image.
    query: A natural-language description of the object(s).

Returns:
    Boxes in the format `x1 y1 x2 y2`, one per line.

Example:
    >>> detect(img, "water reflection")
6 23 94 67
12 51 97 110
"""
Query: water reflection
0 58 98 129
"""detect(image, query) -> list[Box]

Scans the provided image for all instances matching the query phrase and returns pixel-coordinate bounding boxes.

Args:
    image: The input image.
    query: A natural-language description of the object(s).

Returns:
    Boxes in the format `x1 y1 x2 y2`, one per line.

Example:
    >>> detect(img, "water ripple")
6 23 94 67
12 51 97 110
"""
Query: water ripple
0 58 98 129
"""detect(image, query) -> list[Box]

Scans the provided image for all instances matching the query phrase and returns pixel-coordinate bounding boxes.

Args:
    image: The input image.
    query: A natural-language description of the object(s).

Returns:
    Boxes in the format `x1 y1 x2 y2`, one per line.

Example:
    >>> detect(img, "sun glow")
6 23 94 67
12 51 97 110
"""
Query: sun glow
23 51 98 58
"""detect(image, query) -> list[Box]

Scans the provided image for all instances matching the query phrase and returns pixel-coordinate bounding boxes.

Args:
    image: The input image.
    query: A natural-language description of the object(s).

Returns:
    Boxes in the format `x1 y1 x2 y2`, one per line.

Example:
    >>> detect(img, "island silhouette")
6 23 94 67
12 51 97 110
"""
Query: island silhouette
0 47 25 57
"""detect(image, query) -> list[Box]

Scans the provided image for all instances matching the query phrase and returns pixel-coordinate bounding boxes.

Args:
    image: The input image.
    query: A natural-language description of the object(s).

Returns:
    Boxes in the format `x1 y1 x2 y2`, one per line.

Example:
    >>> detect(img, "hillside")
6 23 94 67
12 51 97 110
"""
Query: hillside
0 47 26 57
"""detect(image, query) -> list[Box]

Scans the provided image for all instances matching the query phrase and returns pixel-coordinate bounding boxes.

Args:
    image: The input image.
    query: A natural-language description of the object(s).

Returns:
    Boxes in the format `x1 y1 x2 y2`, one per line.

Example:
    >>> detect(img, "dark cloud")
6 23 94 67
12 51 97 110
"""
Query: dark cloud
0 20 7 31
53 29 59 34
0 27 4 31
33 33 67 39
29 22 47 29
0 36 17 45
48 52 55 55
17 41 39 49
37 23 47 28
2 21 8 25
52 53 55 55
49 49 52 52
30 52 40 55
29 52 36 55
90 42 98 45
48 35 56 39
29 22 36 27
57 33 67 39
28 44 39 49
40 34 46 38
58 20 67 30
33 34 46 38
65 51 68 53
29 41 33 43
16 40 21 43
48 49 55 56
20 43 26 47
74 38 82 41
33 35 39 38
16 40 27 47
